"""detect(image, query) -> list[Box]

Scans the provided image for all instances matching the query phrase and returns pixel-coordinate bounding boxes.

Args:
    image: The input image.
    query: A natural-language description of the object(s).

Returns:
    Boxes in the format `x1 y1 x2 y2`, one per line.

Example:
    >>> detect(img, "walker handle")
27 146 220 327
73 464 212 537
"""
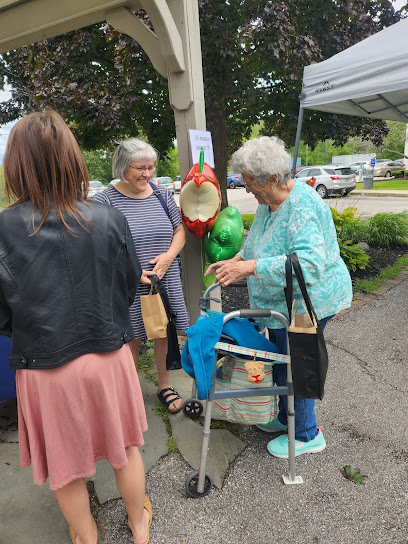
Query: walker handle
238 309 274 318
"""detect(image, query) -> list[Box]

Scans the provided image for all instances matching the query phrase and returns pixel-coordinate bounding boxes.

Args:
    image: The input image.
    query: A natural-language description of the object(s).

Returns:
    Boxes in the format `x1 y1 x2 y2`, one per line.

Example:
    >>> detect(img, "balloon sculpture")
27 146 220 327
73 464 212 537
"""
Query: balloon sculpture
204 206 244 263
179 151 221 238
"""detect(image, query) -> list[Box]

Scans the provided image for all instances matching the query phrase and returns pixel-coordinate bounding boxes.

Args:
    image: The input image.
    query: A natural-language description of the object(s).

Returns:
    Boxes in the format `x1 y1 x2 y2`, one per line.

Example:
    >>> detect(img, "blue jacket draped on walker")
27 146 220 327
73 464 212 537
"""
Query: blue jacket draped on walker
181 314 280 400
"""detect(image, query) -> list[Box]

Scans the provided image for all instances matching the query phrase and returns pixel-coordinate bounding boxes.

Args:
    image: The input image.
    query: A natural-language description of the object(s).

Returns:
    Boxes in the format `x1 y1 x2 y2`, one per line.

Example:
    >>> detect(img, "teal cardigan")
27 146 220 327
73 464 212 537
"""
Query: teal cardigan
238 181 352 329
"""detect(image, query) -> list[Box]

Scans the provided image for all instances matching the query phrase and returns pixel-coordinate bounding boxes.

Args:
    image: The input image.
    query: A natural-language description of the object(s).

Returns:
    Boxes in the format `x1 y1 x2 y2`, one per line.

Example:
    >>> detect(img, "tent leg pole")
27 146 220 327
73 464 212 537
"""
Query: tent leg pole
291 106 304 178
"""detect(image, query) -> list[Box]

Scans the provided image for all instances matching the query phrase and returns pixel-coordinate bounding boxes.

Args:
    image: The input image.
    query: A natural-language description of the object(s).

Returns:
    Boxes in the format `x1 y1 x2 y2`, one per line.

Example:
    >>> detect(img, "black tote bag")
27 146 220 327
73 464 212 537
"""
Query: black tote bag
284 254 329 400
150 275 182 371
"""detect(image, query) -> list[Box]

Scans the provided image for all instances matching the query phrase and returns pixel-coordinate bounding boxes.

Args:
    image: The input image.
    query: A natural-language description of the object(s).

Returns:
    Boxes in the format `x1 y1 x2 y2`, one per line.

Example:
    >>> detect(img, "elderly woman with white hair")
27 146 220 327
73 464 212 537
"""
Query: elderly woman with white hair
93 138 189 414
205 136 352 458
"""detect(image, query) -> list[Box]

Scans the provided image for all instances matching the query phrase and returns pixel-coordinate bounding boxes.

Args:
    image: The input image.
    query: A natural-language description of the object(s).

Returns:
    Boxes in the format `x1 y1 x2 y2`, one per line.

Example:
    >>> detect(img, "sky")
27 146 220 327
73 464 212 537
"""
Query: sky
0 2 406 163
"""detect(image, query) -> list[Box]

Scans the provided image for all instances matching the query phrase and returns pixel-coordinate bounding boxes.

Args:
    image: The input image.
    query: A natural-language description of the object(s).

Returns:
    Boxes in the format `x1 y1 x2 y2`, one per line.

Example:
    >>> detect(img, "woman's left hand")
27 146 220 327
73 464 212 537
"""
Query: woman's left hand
210 259 256 286
149 252 174 279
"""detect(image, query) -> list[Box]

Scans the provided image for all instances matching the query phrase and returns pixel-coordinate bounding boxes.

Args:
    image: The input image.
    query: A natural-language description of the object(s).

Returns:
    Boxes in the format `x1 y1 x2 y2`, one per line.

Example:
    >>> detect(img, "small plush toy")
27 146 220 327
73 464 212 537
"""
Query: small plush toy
244 361 265 384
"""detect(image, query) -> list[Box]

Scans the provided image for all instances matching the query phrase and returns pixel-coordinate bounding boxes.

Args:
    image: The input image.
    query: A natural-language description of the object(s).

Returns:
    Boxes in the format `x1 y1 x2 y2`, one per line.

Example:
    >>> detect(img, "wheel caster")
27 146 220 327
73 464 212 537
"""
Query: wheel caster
185 470 213 498
182 398 203 419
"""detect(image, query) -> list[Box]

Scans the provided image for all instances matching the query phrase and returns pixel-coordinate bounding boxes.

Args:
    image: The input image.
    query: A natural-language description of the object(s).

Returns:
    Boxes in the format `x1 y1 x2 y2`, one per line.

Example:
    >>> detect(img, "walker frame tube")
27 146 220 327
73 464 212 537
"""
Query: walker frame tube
195 304 303 493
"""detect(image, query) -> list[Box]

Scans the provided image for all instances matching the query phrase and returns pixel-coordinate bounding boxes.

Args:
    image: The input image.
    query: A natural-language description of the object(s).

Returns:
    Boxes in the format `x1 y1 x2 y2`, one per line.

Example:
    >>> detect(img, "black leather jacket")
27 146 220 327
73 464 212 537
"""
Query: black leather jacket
0 200 141 370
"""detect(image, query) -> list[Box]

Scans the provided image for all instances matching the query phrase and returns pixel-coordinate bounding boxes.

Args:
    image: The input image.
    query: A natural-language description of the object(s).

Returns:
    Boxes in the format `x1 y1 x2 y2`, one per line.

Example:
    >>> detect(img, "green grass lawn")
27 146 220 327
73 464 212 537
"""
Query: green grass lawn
356 179 408 190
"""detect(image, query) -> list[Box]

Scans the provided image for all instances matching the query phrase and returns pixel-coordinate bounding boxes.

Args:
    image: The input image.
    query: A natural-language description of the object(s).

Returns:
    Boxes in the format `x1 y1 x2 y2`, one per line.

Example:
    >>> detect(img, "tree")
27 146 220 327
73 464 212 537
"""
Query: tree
0 21 176 153
252 0 400 149
0 1 402 206
380 121 407 158
82 149 113 184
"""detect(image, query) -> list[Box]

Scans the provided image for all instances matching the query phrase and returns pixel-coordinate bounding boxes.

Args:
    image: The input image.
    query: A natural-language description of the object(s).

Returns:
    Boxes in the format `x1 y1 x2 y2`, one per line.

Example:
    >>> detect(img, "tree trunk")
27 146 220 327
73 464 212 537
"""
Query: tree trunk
206 100 229 210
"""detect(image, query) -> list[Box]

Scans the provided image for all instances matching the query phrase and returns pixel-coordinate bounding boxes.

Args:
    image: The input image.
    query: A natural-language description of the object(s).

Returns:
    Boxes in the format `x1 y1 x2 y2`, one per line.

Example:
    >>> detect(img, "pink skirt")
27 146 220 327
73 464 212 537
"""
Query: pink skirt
16 344 147 490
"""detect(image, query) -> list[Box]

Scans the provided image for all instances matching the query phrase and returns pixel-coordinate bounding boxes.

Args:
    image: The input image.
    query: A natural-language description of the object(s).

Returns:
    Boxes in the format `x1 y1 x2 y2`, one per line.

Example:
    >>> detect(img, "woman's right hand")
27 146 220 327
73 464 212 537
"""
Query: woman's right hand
207 259 255 286
140 269 155 285
204 260 230 276
205 254 242 277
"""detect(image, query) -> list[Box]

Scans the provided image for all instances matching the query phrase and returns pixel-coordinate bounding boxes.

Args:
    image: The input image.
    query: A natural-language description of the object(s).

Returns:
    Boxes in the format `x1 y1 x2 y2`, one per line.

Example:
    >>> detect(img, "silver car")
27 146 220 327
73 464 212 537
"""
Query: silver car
295 165 356 198
87 180 105 199
348 161 370 174
151 176 175 194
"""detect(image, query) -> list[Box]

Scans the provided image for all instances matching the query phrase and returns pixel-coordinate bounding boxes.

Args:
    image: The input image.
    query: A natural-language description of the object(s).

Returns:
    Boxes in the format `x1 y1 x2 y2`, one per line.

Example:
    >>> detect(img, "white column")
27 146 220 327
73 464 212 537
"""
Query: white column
166 0 209 323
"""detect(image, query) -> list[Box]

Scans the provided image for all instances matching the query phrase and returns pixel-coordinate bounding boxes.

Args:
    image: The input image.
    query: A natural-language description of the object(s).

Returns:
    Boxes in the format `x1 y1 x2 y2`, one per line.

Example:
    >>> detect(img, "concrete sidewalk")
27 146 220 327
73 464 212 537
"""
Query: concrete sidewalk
351 188 408 197
1 269 408 544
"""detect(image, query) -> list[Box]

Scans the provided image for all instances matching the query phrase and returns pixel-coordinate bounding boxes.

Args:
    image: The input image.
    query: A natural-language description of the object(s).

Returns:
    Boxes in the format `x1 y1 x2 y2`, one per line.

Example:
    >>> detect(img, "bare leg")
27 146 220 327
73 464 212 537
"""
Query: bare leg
154 337 182 412
114 446 149 544
128 339 141 369
54 478 97 544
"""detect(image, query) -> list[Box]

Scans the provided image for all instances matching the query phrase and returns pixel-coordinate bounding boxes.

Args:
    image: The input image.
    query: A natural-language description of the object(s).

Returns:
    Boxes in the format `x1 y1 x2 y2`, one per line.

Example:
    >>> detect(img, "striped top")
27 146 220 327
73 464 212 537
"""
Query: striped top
93 185 189 338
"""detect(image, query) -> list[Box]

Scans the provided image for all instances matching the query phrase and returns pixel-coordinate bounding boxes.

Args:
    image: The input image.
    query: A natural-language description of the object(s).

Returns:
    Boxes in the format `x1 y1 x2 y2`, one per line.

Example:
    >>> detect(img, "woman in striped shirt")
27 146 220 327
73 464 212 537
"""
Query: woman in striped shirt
93 138 189 414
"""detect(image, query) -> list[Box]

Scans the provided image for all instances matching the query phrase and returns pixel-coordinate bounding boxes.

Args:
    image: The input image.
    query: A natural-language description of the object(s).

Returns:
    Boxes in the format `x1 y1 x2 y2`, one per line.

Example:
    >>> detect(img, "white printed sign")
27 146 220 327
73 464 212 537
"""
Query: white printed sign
188 130 214 168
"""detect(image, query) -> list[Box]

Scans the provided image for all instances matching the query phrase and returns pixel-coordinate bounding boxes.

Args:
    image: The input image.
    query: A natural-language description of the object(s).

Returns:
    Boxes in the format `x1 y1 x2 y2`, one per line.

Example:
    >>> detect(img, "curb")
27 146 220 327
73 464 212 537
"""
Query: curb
350 189 408 197
335 266 408 318
351 192 408 198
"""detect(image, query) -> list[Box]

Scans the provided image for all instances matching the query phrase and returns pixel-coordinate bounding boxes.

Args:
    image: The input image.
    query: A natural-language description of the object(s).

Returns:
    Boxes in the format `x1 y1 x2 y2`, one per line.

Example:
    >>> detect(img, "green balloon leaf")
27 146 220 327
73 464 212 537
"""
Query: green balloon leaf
204 206 244 263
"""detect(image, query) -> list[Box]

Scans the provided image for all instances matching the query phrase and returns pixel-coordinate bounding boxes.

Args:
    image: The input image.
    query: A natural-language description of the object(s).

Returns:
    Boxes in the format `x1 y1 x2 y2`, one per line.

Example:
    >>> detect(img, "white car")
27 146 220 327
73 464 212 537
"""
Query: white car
174 175 181 193
87 180 105 198
295 165 356 198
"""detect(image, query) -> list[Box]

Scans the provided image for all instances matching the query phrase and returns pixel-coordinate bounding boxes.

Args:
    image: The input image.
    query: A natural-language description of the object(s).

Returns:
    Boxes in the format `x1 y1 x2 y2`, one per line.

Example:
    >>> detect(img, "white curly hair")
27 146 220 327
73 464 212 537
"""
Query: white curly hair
230 136 291 185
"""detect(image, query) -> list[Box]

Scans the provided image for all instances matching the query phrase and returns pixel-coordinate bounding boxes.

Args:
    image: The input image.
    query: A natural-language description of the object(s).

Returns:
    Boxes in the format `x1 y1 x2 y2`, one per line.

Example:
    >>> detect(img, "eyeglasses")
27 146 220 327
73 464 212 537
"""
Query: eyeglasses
128 165 156 174
243 178 257 189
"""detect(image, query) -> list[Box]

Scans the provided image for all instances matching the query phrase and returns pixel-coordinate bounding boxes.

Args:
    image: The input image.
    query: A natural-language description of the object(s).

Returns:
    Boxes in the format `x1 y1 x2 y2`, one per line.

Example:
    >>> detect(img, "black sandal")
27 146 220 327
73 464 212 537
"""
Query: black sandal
157 387 183 414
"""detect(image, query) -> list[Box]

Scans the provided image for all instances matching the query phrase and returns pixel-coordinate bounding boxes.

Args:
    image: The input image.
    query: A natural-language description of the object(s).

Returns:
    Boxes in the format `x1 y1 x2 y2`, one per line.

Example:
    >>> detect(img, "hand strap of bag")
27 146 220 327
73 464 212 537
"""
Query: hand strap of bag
284 253 318 324
151 274 176 321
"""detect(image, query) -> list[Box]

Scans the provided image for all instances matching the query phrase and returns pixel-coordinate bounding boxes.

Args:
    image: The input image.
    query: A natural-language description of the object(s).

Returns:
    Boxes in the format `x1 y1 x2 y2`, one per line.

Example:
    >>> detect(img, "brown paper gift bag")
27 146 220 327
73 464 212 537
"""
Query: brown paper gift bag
140 285 169 340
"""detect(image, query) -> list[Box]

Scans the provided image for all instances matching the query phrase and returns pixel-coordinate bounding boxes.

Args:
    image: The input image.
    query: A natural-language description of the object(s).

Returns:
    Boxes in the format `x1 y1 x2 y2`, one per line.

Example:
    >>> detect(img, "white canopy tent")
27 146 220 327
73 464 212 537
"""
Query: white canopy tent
292 17 408 175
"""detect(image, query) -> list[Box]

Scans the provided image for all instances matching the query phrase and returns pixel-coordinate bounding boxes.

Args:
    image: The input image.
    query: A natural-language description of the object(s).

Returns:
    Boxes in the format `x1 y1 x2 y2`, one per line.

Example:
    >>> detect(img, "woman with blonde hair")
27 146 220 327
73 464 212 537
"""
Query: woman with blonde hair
0 110 152 544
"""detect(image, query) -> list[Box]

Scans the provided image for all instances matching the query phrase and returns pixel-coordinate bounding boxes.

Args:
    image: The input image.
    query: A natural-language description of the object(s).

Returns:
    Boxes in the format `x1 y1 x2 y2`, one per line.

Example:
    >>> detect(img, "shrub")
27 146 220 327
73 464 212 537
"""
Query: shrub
241 213 255 230
337 239 370 272
365 212 408 248
330 207 369 271
330 207 366 243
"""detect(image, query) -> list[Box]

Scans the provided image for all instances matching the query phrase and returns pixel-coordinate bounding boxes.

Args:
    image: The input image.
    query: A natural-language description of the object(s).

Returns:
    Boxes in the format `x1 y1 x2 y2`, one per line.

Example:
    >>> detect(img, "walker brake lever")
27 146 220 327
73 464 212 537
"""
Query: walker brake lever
199 296 221 311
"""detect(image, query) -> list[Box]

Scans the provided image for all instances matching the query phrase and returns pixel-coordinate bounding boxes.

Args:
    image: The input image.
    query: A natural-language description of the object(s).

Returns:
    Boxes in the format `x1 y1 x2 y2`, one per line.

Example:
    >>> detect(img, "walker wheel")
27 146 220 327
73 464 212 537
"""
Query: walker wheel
185 470 213 498
182 398 203 419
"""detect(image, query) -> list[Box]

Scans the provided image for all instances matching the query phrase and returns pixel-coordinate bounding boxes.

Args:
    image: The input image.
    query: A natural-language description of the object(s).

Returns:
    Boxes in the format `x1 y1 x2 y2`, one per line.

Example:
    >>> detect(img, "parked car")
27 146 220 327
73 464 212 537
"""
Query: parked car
87 180 105 199
295 165 356 198
174 175 181 193
109 178 120 186
394 158 406 167
151 176 175 193
348 161 370 173
373 160 406 177
227 172 244 189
